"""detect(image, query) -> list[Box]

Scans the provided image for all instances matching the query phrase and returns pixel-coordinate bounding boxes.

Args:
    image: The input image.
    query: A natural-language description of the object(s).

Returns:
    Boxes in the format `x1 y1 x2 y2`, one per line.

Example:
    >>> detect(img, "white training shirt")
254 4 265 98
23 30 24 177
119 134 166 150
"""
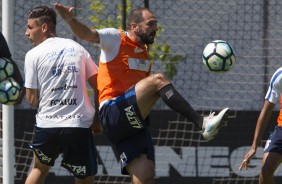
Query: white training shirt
97 28 122 63
24 37 98 128
265 67 282 104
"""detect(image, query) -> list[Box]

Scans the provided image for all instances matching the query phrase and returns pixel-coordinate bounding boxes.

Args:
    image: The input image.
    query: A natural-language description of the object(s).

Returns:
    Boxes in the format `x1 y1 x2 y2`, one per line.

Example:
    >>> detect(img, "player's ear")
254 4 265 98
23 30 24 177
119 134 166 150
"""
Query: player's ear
136 25 140 32
41 23 48 32
130 23 138 31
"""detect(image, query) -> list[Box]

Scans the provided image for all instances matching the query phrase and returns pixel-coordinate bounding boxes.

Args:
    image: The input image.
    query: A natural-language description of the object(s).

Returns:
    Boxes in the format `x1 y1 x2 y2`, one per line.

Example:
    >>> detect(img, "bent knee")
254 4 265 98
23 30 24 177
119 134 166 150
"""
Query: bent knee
131 169 154 184
150 73 170 88
132 176 154 184
151 73 166 80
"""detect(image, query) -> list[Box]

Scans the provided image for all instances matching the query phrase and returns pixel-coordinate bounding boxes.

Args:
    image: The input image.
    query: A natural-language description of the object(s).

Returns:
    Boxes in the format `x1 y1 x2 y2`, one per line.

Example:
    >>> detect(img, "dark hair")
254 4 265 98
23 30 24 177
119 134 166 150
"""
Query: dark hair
28 6 57 32
127 7 152 30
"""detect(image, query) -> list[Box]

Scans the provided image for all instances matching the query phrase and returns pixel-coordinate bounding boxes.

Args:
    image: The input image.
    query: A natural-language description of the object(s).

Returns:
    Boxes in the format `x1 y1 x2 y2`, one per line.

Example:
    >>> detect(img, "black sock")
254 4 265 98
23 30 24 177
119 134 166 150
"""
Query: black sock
159 84 203 129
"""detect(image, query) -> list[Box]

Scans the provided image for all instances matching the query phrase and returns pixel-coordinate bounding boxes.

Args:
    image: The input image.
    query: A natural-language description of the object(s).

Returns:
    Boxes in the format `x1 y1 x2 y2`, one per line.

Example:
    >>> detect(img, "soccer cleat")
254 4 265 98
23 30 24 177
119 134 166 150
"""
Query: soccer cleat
202 108 229 141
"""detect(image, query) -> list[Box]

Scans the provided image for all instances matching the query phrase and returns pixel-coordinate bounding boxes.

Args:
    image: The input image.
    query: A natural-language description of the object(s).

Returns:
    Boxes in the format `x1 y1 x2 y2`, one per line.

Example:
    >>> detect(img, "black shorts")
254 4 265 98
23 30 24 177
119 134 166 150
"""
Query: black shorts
99 86 154 175
99 86 148 145
118 128 154 175
30 126 98 178
264 125 282 154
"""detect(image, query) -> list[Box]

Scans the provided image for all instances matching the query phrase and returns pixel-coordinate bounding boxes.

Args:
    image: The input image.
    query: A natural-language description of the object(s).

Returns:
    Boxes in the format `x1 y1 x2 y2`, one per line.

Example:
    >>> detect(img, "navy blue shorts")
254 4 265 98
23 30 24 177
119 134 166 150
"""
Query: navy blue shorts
99 86 148 144
118 128 154 175
99 86 155 175
264 125 282 154
30 126 98 178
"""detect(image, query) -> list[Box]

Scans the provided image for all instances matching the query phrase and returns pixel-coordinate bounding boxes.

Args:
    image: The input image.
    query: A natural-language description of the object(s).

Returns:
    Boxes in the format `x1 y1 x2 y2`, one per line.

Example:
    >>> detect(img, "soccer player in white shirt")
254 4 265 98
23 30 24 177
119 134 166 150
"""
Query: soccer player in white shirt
24 6 102 184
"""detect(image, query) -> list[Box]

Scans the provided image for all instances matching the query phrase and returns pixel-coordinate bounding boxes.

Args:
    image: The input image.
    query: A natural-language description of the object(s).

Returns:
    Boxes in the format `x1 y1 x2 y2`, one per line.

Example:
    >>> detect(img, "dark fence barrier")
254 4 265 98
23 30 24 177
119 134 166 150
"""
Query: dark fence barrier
12 109 282 184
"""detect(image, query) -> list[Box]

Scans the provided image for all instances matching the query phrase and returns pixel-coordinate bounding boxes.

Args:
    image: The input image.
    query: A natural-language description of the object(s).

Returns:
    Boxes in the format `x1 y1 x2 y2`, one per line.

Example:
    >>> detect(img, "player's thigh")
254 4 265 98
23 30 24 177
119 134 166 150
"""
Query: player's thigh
135 75 168 118
61 128 97 178
33 154 50 174
100 90 148 144
31 127 61 166
135 84 159 118
262 125 282 174
127 154 155 182
261 152 282 174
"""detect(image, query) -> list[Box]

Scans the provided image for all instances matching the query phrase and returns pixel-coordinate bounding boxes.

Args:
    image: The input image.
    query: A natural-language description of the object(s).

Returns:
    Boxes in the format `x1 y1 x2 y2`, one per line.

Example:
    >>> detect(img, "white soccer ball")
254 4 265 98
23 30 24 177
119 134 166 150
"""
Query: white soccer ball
0 77 20 105
202 40 235 73
0 57 14 81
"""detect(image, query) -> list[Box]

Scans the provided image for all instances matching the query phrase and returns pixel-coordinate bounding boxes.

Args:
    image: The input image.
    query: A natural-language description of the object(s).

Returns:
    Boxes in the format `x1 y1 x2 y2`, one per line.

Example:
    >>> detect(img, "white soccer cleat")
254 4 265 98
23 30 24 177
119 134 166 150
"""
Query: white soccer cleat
202 108 229 141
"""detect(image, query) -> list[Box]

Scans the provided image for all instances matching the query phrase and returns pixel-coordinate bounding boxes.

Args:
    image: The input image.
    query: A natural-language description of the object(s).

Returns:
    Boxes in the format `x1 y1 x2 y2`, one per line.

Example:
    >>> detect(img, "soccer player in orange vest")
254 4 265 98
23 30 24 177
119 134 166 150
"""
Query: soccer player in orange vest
55 3 229 183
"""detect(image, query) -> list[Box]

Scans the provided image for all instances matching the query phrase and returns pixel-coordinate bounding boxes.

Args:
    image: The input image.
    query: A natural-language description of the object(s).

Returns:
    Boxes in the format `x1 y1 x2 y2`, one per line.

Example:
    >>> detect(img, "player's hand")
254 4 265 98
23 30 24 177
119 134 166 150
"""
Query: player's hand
14 87 25 105
53 3 75 22
91 121 103 135
90 113 103 135
239 147 256 171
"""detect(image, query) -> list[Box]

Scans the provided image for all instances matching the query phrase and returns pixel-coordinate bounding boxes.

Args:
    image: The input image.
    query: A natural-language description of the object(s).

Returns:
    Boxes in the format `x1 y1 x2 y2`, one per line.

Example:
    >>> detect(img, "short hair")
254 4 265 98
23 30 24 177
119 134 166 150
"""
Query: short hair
127 7 152 30
28 6 57 32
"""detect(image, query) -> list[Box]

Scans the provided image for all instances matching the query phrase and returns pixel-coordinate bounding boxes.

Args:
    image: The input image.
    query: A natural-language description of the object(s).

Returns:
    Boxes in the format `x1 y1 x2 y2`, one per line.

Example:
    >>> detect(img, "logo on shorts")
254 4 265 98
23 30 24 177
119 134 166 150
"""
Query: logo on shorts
62 163 87 176
124 105 143 128
264 139 271 151
33 148 52 164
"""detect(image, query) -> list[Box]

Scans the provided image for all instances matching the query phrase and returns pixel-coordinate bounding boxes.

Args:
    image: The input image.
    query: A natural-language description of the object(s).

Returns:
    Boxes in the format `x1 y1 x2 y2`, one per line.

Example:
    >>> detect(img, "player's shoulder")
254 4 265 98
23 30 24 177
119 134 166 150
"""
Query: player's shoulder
97 28 120 36
272 67 282 77
270 67 282 84
55 37 80 46
26 45 39 58
56 37 88 51
276 67 282 73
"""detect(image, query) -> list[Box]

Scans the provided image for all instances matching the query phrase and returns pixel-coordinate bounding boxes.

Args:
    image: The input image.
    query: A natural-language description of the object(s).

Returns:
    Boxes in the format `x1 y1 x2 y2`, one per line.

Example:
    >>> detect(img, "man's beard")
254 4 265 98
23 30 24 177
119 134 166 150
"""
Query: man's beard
138 31 155 44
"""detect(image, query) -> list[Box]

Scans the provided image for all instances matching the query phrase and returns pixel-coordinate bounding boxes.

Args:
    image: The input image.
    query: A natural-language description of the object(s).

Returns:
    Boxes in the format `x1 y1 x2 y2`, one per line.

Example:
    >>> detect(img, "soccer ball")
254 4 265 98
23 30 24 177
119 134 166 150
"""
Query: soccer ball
0 57 14 81
0 77 21 105
202 40 235 73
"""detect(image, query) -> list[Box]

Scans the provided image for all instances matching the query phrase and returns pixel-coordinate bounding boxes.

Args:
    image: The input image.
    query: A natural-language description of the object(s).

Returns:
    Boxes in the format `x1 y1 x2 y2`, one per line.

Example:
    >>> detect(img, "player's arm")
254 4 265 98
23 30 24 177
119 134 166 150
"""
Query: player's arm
26 88 39 108
250 100 274 151
88 74 99 113
88 74 103 135
239 100 274 170
53 3 100 44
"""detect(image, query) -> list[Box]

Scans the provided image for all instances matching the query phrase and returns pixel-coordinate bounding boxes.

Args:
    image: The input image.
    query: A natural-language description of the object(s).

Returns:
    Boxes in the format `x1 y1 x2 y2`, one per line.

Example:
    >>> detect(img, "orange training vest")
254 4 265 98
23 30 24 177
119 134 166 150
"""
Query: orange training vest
277 96 282 126
97 30 151 103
